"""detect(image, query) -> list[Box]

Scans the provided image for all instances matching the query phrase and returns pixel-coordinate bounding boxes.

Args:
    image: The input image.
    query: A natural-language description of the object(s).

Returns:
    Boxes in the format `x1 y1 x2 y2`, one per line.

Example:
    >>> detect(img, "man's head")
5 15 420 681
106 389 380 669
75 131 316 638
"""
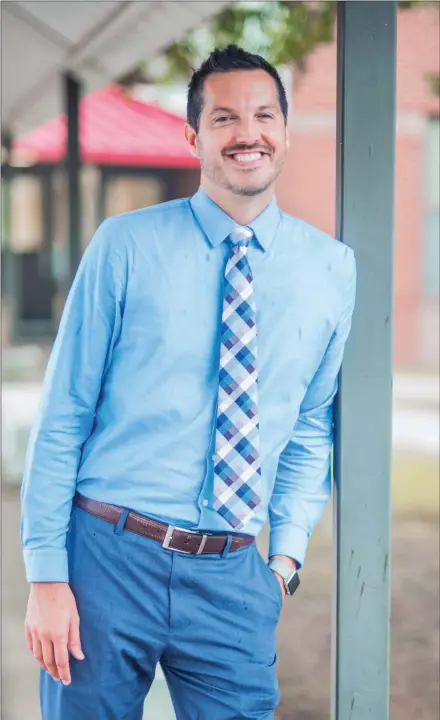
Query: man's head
185 45 289 199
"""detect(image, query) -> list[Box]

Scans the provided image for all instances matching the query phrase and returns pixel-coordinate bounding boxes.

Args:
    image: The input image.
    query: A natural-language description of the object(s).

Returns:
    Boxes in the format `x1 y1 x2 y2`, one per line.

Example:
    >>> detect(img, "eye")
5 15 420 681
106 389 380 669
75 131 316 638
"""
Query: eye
215 116 233 123
257 113 274 120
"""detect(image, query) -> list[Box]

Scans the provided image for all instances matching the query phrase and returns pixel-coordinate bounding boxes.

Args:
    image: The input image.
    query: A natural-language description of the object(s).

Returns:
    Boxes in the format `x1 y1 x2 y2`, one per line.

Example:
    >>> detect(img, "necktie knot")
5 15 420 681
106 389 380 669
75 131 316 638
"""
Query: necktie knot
228 227 253 249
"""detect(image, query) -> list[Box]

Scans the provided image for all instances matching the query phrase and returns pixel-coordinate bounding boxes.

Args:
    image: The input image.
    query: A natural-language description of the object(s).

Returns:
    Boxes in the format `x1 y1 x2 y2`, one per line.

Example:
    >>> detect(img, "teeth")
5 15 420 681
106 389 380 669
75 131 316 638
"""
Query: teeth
232 153 263 162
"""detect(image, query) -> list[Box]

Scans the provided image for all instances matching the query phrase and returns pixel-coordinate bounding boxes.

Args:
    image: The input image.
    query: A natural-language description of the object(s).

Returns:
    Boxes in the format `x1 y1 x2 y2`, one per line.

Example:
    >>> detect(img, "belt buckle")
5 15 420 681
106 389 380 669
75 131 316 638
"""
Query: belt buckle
162 525 208 555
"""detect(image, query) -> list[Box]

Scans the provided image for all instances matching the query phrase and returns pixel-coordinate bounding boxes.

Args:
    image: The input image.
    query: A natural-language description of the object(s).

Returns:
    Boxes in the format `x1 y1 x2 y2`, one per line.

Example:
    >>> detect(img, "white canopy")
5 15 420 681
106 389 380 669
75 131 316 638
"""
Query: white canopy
2 0 232 135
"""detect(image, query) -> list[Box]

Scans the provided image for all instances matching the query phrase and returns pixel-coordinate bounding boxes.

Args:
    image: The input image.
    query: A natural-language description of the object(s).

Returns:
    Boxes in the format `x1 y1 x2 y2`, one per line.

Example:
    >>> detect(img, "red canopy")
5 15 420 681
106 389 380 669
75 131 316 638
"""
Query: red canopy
12 85 199 168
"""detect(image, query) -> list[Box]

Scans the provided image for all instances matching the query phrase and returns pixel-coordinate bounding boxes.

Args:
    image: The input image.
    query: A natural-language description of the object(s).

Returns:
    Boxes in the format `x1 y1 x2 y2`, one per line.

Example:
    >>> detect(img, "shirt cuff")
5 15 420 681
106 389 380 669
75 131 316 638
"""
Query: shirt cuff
268 524 310 570
23 548 69 583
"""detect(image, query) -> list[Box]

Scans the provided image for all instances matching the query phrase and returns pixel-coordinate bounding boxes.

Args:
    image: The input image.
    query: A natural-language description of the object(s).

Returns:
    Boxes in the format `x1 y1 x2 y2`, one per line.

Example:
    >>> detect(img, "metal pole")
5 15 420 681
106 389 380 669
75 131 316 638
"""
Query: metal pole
333 3 396 720
64 72 82 286
97 167 107 223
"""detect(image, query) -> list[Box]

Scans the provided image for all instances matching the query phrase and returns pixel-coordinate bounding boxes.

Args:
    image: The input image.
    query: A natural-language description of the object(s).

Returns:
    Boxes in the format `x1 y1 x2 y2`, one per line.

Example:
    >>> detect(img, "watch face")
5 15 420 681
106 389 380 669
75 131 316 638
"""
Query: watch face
287 571 300 595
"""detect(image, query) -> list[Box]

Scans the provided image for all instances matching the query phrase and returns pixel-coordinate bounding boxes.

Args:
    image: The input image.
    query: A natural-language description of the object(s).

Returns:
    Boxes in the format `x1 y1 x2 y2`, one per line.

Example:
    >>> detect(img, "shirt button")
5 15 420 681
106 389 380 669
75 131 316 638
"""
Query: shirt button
202 499 209 507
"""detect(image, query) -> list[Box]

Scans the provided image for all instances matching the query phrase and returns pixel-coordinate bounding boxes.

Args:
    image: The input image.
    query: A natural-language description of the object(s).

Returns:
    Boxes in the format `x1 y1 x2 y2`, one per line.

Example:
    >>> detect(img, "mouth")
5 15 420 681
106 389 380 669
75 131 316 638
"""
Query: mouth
224 150 271 169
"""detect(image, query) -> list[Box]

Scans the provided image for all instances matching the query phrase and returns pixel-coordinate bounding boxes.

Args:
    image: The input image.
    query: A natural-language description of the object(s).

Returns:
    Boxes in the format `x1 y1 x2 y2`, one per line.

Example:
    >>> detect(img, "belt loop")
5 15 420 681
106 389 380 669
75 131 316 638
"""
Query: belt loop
221 534 233 559
114 508 130 535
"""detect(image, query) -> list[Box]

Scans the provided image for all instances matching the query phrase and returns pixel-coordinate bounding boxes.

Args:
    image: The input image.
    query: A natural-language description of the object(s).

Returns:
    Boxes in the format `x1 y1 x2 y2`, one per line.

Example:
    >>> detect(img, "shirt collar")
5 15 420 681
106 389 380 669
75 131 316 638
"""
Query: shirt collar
189 187 281 253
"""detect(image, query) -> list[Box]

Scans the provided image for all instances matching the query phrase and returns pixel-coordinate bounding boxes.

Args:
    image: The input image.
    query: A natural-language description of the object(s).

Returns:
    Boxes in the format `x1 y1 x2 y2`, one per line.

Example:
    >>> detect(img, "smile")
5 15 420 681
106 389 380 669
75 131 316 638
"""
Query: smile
225 151 270 167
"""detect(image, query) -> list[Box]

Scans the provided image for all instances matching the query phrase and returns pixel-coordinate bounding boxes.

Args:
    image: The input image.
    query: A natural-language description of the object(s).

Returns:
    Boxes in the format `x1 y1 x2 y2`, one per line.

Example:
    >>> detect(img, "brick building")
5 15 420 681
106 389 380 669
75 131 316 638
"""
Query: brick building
4 6 439 370
276 5 439 370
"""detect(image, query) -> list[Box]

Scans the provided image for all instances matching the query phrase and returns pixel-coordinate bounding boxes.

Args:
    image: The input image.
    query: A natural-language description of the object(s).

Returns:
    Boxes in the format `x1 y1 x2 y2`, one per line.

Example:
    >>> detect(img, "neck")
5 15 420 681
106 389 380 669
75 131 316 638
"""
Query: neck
201 177 275 225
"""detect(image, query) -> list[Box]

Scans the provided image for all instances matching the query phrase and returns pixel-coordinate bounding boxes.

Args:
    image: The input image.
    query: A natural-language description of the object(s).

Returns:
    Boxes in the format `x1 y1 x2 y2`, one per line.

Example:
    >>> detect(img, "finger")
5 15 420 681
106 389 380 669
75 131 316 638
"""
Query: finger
54 639 71 685
68 616 85 661
41 637 60 681
276 575 286 601
25 624 33 653
31 635 50 674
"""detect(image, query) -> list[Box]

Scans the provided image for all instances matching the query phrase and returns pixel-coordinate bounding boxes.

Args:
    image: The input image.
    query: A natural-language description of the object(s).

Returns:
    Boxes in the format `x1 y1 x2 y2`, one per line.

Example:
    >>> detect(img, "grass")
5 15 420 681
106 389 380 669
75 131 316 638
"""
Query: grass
392 453 439 519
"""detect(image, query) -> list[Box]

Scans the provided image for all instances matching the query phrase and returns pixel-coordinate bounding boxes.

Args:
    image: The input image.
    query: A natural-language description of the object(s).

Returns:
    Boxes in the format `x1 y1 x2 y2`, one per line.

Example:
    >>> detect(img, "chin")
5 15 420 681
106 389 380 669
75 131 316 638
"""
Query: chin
235 187 268 197
228 180 273 197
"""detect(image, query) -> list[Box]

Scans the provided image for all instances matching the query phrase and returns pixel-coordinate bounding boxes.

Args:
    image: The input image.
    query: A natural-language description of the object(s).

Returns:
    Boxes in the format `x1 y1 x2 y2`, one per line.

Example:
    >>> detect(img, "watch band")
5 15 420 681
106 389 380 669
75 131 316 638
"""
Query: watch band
268 558 300 596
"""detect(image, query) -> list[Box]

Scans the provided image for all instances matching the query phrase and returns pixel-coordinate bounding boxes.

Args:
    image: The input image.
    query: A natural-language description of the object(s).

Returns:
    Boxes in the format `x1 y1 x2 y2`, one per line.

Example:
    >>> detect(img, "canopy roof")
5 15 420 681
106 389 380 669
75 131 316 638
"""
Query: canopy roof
2 0 232 135
12 84 199 168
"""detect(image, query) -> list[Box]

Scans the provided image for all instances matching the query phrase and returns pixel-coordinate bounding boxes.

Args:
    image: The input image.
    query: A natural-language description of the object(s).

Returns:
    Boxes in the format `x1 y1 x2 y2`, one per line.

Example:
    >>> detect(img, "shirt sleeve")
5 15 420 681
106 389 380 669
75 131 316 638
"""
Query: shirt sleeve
20 218 125 583
268 248 357 568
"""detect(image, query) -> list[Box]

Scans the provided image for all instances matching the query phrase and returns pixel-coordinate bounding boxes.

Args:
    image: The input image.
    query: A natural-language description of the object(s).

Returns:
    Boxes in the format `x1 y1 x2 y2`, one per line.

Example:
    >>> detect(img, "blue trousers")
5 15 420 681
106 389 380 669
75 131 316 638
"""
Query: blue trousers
40 503 282 719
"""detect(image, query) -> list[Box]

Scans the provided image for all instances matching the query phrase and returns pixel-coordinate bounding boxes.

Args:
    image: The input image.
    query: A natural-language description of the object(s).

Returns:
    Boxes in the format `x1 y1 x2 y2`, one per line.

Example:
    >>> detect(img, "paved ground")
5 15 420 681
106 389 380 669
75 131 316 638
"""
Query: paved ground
3 352 439 718
3 485 439 720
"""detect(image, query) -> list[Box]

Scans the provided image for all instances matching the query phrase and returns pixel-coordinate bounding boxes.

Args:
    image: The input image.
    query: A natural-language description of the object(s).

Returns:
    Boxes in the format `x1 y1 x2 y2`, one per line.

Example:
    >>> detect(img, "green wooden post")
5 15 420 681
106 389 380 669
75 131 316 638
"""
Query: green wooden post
97 167 108 223
333 3 396 719
64 72 82 286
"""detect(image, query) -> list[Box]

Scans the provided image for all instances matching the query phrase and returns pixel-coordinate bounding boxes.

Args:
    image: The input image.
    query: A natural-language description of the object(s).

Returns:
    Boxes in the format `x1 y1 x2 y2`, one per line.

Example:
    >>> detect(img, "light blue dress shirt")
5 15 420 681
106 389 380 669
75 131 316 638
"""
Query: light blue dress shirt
21 187 356 583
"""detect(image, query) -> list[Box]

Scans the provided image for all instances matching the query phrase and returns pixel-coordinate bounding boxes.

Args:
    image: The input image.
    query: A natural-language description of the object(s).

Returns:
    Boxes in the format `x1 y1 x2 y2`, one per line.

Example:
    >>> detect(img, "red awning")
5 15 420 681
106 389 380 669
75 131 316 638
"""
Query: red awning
12 85 200 168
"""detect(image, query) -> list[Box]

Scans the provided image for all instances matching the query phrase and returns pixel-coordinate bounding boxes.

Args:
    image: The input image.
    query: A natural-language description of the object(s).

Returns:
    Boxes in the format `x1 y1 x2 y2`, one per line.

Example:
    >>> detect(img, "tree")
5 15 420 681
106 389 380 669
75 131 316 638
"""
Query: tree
154 1 335 82
427 73 440 98
147 0 421 84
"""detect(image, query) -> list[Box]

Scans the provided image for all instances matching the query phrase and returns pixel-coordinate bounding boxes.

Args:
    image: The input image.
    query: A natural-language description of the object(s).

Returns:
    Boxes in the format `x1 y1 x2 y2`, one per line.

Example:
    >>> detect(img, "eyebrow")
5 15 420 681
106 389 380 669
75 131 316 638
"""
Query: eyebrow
210 106 235 116
210 104 279 116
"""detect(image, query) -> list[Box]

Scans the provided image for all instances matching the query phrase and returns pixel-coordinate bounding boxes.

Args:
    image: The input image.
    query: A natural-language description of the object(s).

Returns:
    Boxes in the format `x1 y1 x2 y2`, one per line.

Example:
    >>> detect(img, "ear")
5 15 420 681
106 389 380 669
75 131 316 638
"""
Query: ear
185 123 199 158
285 127 290 150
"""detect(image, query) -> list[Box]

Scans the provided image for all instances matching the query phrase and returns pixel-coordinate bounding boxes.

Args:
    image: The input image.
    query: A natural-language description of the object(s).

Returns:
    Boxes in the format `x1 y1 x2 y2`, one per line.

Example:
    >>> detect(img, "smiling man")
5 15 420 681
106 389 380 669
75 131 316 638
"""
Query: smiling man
21 45 356 719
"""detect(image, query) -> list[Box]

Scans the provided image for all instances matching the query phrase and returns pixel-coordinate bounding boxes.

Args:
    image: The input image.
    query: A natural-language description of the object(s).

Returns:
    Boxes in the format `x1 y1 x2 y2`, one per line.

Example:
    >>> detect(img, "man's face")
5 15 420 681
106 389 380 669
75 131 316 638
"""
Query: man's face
186 69 289 197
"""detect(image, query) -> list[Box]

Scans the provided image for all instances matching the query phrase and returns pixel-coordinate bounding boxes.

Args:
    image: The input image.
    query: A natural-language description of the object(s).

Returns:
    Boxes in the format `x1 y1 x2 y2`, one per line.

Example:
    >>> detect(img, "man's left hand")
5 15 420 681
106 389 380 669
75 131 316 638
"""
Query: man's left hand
270 554 297 603
274 572 287 602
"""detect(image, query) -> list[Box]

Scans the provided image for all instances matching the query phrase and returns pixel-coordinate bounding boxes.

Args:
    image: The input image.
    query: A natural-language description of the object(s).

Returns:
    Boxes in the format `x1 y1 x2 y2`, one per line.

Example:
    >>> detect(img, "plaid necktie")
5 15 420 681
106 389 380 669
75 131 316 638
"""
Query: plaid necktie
213 226 262 529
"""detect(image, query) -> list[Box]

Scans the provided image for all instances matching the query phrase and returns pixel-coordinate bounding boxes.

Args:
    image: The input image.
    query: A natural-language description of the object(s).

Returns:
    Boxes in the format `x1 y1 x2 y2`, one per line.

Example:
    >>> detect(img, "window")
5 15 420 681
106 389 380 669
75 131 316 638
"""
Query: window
106 176 165 217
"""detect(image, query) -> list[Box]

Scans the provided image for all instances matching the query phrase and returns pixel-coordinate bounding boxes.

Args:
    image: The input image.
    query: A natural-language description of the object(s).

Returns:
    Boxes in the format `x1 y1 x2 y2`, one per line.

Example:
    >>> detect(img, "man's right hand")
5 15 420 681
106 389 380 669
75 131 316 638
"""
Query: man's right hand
25 582 85 685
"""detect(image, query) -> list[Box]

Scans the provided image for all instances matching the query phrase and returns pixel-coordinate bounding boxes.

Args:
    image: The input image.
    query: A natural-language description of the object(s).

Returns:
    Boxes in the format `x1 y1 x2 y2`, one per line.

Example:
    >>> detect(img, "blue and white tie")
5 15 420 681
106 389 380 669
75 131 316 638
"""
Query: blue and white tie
213 227 262 529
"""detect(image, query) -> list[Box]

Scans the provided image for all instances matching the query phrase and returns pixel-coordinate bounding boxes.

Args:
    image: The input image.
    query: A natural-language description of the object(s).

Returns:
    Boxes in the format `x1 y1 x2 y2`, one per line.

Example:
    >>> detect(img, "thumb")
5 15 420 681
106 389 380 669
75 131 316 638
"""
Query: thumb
68 616 85 660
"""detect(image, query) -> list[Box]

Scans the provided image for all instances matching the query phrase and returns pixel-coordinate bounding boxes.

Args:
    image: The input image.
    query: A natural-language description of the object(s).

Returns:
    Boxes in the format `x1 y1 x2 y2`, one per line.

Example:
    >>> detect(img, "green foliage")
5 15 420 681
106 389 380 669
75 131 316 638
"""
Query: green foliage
156 1 336 81
151 0 418 83
427 72 440 98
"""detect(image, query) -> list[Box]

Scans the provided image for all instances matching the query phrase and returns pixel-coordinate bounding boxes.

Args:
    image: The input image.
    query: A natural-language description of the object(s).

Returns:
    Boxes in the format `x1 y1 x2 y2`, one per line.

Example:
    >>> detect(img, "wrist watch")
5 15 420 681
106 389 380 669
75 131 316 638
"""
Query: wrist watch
268 558 300 596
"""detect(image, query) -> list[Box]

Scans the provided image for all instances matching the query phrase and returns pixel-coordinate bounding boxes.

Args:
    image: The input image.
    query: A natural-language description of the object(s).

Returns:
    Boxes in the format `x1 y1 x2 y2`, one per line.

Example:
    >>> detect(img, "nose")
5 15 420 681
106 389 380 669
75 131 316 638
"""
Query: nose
232 116 262 147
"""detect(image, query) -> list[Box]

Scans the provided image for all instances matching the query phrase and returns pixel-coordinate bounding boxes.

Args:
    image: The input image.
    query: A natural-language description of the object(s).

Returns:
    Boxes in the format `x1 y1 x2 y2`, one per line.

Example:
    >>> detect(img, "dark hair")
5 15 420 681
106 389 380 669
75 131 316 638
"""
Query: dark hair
187 44 288 133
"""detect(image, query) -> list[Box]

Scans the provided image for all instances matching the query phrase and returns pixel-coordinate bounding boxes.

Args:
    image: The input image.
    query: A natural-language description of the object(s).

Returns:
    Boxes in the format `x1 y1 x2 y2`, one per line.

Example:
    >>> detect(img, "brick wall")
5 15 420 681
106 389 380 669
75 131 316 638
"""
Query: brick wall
276 5 440 369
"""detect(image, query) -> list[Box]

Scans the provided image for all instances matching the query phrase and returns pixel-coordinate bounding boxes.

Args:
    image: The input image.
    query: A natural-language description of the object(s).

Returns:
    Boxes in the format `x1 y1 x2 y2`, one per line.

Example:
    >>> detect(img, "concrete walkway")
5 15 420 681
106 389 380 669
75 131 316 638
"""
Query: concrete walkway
2 369 438 718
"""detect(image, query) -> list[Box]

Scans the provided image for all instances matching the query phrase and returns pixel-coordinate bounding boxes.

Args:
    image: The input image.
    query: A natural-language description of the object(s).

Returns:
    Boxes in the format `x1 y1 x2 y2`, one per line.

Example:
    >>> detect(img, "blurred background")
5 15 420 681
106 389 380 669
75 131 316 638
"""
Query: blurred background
1 2 439 719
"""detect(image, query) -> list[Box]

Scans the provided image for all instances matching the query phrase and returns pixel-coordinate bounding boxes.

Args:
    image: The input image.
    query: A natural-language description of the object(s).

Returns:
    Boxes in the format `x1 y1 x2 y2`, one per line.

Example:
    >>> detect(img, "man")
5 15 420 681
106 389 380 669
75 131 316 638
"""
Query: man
22 44 356 719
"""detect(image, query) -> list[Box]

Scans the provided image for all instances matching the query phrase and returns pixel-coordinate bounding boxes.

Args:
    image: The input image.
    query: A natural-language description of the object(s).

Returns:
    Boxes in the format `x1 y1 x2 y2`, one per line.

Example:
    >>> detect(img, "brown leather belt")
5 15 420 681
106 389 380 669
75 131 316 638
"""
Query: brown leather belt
74 492 255 555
